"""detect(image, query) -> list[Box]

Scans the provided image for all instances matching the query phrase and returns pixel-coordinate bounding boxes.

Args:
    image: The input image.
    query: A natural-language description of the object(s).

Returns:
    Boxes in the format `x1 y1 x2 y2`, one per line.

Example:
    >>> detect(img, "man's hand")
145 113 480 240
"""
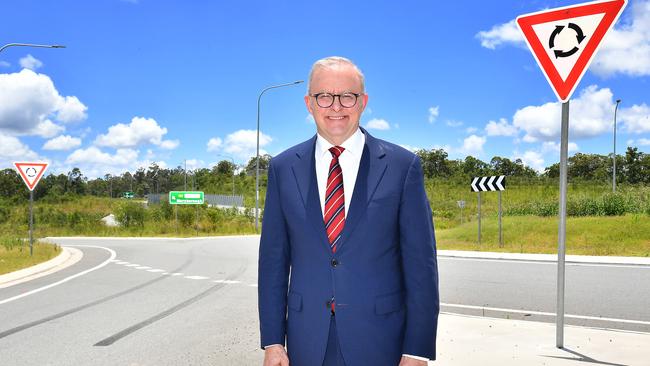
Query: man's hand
398 355 428 366
263 345 289 366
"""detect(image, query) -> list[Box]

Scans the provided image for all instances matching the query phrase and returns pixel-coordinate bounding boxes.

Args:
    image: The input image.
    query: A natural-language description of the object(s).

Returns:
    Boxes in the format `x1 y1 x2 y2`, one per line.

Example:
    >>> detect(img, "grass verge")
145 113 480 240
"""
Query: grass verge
436 214 650 257
0 239 62 275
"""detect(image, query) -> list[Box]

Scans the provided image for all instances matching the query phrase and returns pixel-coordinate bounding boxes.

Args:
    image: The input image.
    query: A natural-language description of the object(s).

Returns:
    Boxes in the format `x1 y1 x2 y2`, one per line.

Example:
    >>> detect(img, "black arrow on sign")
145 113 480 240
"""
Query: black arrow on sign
568 22 586 44
554 46 579 58
549 25 564 48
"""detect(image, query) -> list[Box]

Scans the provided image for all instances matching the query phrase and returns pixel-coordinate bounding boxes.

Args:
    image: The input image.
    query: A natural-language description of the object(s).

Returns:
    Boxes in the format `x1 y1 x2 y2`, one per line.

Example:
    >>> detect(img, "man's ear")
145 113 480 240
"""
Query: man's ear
304 95 314 114
360 93 369 111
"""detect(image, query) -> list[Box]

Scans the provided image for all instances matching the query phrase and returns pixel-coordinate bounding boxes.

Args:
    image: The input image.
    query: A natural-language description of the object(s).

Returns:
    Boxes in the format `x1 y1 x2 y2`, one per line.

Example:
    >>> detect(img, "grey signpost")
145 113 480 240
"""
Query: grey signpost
516 0 626 348
471 176 506 246
13 162 48 257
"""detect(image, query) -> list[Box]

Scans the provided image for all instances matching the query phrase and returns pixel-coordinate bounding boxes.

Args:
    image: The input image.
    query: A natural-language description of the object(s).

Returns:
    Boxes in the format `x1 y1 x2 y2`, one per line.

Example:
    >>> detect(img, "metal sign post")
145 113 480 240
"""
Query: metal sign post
471 176 506 246
556 101 570 347
457 200 466 224
13 162 48 257
477 192 482 245
516 0 626 349
499 191 503 247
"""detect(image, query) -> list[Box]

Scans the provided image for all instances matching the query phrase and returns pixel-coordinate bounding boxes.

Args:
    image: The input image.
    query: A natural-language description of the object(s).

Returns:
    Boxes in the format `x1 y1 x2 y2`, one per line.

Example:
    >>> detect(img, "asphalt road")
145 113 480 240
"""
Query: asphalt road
0 236 648 365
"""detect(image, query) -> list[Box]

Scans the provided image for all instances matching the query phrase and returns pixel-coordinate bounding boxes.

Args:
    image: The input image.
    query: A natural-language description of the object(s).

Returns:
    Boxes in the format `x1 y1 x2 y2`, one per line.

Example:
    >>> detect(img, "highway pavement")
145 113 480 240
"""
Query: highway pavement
0 236 648 365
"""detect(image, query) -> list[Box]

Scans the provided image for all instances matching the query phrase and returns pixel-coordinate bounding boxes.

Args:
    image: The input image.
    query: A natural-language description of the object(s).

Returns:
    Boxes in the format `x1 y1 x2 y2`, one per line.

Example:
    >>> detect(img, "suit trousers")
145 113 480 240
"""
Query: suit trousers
322 315 346 366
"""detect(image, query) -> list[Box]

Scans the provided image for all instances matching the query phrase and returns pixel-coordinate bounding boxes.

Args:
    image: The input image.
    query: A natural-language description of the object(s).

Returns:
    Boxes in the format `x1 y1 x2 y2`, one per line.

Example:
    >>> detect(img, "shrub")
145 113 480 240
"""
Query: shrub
601 192 627 216
115 201 145 228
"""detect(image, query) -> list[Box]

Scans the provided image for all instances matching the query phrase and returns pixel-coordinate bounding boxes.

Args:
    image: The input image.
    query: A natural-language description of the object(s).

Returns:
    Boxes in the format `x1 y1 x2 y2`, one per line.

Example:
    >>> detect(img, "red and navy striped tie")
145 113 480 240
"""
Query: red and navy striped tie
324 146 345 253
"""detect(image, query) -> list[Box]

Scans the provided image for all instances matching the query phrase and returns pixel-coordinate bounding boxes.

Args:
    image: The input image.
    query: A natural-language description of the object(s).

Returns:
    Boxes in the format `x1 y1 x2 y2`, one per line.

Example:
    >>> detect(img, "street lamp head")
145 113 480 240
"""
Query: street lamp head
616 99 621 104
293 80 304 84
51 45 66 48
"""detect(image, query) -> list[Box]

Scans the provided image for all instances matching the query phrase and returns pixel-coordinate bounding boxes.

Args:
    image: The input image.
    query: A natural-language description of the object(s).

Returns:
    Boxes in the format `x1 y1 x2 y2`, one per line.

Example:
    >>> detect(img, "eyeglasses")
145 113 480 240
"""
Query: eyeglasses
309 92 363 108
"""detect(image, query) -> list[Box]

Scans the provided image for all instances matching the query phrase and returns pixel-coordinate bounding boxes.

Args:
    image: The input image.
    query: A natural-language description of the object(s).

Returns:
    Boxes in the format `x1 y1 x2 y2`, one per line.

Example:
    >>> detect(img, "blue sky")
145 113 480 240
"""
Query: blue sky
1 0 648 178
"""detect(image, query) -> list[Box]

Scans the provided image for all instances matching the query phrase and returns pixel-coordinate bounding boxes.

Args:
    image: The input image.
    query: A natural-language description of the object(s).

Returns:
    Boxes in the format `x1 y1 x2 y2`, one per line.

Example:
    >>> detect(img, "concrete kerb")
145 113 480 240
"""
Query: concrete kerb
0 245 83 288
438 249 650 266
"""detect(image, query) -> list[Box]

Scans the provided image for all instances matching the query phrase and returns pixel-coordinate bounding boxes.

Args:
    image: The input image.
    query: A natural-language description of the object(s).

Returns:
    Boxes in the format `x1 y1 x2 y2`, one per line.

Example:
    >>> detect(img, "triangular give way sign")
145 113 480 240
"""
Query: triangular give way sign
14 162 49 191
516 0 627 102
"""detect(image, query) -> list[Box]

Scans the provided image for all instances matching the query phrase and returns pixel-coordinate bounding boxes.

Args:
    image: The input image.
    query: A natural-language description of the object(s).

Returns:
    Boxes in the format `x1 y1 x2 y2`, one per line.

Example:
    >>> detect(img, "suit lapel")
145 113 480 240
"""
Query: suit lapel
336 128 387 252
291 136 332 255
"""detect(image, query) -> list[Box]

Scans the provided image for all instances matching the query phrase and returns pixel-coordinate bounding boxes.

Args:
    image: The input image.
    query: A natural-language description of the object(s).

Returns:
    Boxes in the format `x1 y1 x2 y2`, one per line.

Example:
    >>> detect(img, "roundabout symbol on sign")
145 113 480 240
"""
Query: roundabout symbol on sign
549 22 586 58
26 167 37 178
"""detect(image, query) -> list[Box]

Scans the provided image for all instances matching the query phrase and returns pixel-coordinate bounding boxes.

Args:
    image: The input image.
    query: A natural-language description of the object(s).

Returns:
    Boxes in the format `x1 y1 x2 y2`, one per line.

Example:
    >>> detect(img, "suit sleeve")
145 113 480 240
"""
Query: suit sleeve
258 160 291 349
399 155 440 360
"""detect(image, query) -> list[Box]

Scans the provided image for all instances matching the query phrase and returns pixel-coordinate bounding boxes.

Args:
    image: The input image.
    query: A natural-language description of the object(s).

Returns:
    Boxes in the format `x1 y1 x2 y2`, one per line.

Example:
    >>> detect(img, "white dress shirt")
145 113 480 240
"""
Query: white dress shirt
315 128 365 217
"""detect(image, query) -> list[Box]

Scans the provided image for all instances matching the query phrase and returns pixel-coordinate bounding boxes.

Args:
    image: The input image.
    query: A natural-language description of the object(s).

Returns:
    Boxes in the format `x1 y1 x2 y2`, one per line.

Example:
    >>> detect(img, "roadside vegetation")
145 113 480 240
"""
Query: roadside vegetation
0 238 61 275
1 147 649 273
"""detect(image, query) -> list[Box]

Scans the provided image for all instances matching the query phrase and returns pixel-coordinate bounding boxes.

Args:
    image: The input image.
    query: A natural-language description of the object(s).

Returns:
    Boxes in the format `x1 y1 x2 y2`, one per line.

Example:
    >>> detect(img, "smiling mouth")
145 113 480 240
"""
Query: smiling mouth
328 116 347 120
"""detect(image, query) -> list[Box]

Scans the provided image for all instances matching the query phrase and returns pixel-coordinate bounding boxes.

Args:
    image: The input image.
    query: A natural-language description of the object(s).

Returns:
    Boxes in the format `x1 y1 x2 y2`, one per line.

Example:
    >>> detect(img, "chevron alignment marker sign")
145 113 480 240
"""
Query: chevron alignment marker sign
471 176 506 192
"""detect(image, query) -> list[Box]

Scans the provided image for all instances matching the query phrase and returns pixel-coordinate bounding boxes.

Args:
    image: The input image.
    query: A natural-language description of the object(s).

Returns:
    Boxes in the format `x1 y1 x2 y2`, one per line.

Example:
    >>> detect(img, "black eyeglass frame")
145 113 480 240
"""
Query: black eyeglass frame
309 92 363 108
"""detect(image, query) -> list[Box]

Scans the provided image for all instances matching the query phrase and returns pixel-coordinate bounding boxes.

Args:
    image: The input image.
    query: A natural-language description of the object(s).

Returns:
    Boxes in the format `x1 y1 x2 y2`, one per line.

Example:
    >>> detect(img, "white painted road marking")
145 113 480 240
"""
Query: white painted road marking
0 245 116 305
184 276 210 280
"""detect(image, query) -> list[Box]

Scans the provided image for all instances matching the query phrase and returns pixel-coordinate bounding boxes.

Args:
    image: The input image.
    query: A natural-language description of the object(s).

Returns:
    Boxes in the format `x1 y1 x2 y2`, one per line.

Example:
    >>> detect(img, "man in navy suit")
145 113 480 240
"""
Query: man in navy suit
259 56 439 366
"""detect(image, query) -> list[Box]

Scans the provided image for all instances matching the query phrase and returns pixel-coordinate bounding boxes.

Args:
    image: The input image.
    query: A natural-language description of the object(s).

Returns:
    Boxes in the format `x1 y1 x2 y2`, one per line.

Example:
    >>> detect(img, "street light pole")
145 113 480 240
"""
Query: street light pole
613 99 621 193
255 80 304 232
0 43 66 54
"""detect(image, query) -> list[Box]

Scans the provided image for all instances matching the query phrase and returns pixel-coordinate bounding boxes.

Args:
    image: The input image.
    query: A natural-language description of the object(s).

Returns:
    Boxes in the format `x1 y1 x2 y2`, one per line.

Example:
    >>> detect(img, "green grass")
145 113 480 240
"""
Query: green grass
436 214 650 257
0 239 61 275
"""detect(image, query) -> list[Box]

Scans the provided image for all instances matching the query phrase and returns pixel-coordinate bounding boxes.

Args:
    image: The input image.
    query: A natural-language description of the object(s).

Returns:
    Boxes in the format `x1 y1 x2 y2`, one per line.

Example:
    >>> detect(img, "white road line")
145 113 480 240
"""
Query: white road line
439 256 650 269
125 264 140 267
170 273 184 276
441 303 650 326
185 275 210 280
147 269 166 273
136 266 152 270
115 261 129 265
213 280 241 284
0 245 117 306
248 284 258 287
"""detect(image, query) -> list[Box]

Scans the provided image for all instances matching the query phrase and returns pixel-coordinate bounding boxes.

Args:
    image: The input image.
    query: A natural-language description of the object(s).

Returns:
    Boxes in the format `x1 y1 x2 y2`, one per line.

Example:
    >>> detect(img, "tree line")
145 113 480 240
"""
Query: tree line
1 147 649 201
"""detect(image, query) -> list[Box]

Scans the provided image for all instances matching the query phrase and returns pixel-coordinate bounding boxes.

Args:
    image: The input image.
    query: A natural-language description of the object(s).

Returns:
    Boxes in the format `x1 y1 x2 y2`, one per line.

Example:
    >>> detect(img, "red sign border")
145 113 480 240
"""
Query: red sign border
516 0 627 102
14 162 49 191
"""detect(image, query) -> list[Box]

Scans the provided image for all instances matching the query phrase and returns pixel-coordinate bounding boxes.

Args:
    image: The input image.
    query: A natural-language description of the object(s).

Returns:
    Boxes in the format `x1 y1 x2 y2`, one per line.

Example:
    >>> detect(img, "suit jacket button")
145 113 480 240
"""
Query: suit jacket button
331 259 338 267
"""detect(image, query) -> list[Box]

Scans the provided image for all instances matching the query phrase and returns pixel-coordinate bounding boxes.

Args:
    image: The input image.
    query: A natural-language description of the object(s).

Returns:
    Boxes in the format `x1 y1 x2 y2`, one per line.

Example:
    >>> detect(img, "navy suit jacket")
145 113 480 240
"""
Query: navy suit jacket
258 128 439 366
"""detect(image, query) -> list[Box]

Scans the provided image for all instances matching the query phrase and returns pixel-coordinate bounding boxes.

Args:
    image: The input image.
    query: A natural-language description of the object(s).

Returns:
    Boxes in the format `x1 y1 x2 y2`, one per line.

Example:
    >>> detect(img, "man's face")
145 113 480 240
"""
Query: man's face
305 65 368 145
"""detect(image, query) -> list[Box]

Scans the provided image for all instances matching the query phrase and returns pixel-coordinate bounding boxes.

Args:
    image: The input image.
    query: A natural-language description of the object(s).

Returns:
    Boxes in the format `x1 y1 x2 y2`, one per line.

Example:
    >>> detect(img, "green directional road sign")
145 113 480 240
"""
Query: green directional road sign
169 191 204 205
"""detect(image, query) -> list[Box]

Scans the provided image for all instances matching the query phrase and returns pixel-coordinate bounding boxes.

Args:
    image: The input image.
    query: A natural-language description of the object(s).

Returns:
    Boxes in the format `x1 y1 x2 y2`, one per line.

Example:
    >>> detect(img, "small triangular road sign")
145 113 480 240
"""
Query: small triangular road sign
516 0 627 102
14 162 49 191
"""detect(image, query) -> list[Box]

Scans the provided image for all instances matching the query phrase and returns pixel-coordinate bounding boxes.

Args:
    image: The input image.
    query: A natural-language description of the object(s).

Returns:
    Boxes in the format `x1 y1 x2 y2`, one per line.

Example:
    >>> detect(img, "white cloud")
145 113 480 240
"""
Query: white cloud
541 141 579 154
0 133 41 167
629 138 650 146
207 137 223 152
43 135 82 151
19 54 43 70
461 134 486 156
591 1 650 77
306 114 315 124
428 106 439 124
159 139 179 150
0 61 11 68
0 69 87 137
619 103 650 134
365 118 390 130
475 19 523 50
222 129 272 159
466 127 478 134
485 118 518 137
399 144 420 152
185 159 206 171
64 147 141 178
513 85 616 142
446 120 463 128
515 150 546 172
477 1 650 77
56 96 87 123
34 119 65 138
95 117 175 148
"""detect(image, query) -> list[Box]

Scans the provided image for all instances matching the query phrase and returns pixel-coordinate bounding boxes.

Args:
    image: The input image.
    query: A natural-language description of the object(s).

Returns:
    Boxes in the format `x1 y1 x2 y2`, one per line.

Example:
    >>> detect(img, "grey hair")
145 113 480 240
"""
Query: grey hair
307 56 365 94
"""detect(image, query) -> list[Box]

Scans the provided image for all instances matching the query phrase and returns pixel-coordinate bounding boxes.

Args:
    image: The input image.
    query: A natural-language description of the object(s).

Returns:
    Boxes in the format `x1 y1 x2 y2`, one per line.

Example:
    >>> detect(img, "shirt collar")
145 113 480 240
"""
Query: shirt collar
316 127 365 159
